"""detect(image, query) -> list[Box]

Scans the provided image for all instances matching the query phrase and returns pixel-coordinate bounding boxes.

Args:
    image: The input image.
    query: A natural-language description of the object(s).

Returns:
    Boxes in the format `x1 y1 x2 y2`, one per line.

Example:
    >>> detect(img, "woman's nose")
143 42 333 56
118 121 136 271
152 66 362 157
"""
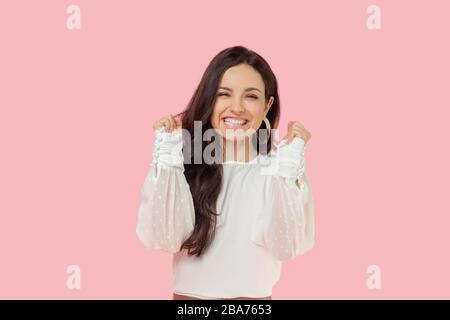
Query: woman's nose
229 102 245 114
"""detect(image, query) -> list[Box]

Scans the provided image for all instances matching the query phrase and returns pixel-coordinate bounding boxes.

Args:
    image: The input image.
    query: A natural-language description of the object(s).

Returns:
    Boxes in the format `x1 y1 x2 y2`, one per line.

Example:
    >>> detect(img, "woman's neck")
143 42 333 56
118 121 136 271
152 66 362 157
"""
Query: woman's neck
222 138 258 163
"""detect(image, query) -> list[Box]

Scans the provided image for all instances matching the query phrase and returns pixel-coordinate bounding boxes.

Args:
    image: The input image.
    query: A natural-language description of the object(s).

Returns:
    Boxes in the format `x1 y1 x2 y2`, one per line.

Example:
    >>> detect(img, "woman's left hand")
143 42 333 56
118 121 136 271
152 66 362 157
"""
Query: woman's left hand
283 121 312 144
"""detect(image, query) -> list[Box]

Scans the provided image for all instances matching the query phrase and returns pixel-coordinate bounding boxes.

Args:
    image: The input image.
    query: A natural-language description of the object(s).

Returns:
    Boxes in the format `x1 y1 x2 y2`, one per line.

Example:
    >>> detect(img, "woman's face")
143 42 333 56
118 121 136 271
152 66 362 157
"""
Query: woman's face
210 63 274 141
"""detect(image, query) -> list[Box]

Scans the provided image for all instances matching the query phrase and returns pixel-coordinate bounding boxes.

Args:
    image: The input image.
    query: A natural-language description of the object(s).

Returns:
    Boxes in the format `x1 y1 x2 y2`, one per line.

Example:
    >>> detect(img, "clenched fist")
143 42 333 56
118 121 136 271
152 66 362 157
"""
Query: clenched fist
152 114 182 132
283 121 312 144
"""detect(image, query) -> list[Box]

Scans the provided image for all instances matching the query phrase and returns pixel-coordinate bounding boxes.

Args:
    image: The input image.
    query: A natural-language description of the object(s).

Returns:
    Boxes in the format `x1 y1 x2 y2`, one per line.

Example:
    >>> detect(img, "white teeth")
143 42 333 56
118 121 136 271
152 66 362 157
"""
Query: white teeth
224 118 247 125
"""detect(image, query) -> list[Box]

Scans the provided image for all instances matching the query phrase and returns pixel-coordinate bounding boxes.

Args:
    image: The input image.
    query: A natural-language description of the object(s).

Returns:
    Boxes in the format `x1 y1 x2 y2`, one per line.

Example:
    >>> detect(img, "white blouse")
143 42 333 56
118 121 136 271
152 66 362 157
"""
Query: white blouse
136 127 315 299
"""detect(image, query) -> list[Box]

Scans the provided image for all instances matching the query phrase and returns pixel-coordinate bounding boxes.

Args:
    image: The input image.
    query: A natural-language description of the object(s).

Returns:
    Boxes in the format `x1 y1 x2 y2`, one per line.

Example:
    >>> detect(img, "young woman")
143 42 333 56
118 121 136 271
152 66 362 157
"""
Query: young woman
136 46 315 300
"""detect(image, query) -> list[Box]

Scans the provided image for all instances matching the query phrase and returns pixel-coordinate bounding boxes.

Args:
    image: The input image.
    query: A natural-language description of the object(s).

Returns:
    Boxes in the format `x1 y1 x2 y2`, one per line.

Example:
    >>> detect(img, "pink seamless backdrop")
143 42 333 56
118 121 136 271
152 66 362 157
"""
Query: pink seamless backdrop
0 0 449 299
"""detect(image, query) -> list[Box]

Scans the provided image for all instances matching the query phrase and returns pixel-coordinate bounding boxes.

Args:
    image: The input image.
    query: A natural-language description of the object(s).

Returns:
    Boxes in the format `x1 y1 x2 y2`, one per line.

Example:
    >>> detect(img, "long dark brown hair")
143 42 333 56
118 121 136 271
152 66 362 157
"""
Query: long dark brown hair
174 46 281 257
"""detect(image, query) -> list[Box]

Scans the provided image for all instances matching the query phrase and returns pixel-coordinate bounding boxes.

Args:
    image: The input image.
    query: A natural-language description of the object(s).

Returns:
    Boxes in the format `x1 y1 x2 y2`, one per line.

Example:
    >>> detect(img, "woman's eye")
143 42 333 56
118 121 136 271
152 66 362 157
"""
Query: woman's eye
217 93 257 99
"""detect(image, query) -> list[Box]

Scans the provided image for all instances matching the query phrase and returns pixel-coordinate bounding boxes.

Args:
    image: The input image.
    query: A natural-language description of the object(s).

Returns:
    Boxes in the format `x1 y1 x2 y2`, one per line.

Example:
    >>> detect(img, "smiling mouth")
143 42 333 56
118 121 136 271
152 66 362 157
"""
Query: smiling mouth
222 117 249 128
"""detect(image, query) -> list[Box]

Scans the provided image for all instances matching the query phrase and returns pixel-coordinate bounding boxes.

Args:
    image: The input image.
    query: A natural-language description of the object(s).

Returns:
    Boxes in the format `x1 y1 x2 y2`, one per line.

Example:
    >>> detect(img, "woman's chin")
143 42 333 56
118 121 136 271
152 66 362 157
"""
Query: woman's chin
221 130 250 141
211 127 256 143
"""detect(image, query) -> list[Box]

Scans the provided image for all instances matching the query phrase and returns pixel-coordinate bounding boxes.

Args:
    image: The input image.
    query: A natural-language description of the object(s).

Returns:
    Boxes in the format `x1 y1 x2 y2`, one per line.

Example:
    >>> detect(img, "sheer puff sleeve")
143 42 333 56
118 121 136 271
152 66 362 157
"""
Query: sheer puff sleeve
136 127 195 253
251 137 315 261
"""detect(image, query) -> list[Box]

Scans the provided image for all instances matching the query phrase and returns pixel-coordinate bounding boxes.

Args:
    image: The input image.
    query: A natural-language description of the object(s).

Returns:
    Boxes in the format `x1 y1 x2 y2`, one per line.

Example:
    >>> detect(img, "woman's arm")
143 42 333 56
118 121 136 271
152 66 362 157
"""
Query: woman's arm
251 137 315 261
136 128 195 253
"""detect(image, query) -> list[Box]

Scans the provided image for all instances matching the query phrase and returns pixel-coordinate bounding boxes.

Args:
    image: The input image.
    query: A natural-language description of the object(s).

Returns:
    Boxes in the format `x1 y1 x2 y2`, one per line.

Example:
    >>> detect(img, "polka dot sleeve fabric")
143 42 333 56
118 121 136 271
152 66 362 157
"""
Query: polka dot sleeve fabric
251 138 315 261
136 128 195 253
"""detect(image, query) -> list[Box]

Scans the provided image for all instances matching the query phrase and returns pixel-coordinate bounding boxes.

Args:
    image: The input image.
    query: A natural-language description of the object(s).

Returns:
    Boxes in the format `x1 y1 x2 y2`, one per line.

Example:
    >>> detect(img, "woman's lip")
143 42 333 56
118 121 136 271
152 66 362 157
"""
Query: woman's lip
222 118 249 129
222 116 248 121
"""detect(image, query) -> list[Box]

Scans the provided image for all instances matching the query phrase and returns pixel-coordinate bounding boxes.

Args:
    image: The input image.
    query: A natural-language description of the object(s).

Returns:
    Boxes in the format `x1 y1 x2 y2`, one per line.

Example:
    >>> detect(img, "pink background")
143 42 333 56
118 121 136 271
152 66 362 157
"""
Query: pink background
1 0 449 299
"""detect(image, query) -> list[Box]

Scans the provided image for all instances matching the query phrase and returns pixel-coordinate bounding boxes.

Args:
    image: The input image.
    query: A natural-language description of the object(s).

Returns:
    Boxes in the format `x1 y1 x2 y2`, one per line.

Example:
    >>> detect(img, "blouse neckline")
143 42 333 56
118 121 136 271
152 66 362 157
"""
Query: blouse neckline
222 153 264 165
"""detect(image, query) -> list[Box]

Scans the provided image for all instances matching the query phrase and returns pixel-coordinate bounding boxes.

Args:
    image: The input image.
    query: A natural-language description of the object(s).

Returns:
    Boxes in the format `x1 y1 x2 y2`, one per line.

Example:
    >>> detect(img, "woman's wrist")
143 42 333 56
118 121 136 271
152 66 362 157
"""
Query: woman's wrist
152 127 185 170
275 137 306 187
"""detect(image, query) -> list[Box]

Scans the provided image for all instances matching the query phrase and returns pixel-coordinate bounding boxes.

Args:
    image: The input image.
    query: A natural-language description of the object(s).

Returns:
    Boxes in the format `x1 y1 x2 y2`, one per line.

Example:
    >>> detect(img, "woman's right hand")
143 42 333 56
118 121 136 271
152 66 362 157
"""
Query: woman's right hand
152 114 182 133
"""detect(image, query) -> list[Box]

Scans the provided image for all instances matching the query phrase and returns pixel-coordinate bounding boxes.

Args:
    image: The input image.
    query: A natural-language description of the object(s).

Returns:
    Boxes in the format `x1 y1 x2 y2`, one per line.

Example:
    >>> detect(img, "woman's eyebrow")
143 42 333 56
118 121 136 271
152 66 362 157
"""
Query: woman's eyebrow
218 86 262 93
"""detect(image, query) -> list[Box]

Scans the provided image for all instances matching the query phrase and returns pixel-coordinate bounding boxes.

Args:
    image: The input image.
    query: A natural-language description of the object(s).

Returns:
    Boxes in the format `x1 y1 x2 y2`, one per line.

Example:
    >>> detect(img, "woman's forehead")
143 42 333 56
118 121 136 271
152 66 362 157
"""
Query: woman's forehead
220 64 264 89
